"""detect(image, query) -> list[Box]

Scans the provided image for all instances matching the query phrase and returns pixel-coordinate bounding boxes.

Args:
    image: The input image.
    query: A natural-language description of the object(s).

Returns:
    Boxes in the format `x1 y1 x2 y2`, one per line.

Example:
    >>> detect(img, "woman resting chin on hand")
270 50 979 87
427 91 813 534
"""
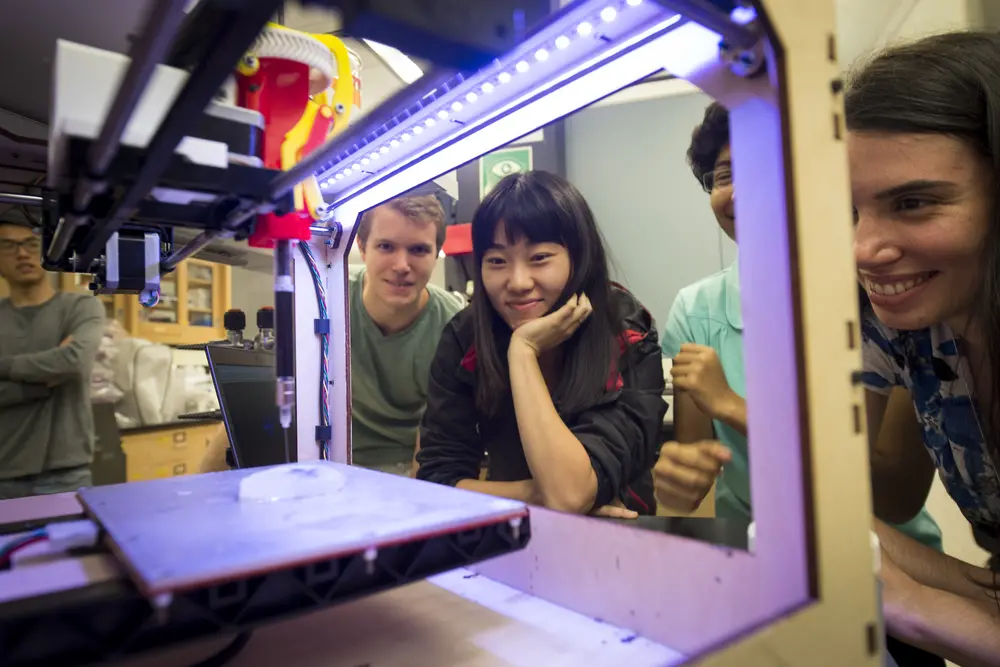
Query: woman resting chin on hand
415 171 666 518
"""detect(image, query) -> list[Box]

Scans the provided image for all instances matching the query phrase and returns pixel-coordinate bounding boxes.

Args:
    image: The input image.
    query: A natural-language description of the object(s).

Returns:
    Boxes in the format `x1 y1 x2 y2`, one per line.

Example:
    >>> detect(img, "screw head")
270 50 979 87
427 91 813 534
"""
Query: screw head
139 288 161 308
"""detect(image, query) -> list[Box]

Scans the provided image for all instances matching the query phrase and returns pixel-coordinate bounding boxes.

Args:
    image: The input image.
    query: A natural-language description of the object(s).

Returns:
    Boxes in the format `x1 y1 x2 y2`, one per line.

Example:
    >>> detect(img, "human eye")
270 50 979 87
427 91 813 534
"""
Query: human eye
894 197 936 215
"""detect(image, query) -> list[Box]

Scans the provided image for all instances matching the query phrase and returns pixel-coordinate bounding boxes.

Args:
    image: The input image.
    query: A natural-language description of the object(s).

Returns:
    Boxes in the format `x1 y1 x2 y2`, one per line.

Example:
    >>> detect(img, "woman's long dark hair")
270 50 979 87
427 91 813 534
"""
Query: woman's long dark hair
469 170 621 416
845 31 1000 588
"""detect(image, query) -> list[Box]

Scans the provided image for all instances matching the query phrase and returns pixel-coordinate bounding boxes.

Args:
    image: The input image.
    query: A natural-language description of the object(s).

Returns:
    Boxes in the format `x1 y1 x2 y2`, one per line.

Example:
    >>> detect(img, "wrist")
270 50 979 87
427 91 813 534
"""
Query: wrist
884 582 933 642
508 337 540 362
710 390 741 422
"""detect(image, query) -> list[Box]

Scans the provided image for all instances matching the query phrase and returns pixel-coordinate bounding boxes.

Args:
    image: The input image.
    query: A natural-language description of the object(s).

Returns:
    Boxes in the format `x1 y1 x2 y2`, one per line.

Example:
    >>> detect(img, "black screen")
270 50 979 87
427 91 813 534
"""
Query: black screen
208 348 296 468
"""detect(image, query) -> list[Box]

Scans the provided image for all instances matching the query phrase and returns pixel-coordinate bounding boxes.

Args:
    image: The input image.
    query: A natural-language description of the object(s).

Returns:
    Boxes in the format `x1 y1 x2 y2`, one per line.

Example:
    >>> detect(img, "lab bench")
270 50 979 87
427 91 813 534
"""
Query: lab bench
91 403 221 486
120 419 220 482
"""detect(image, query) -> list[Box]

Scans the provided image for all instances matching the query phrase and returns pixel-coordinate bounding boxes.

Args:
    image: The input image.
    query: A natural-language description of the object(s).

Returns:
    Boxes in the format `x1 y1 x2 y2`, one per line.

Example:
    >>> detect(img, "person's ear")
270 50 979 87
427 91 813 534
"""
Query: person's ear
356 236 367 259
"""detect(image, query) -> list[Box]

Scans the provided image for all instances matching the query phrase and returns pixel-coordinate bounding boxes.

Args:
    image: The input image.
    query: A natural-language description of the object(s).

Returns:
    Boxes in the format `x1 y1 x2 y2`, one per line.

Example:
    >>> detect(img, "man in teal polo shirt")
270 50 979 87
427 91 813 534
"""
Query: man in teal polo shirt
654 102 943 552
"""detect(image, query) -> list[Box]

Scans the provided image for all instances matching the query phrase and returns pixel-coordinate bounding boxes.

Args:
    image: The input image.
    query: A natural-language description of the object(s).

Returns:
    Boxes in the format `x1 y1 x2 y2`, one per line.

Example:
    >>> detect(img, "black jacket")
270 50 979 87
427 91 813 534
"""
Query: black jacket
416 287 667 514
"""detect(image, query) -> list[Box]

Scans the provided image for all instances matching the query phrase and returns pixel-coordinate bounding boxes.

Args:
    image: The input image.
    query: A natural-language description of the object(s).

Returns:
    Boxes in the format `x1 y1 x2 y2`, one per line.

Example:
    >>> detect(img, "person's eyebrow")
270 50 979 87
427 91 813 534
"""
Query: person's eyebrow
873 180 958 200
714 159 732 171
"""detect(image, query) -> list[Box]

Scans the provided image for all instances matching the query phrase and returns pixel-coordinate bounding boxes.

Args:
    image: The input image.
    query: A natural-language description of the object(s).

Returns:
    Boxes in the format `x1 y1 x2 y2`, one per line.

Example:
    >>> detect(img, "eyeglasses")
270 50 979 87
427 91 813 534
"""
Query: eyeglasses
0 238 42 256
701 168 733 193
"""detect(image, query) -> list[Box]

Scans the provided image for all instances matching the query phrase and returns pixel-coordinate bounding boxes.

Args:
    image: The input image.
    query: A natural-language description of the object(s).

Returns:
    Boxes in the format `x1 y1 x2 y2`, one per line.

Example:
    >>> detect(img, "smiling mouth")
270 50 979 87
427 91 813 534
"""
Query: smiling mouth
864 271 936 297
385 280 413 288
509 300 542 312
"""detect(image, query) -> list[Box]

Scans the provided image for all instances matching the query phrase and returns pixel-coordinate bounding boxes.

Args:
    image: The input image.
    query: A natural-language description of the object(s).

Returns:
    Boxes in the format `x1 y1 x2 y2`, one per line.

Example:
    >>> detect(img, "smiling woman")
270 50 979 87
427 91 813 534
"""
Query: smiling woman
851 133 991 331
844 30 1000 667
415 171 666 517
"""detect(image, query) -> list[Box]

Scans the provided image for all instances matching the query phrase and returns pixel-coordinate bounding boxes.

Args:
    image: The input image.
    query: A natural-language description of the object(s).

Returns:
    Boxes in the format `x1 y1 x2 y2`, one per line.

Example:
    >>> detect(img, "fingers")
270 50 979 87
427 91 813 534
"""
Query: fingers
555 294 580 319
654 484 705 512
591 504 639 519
565 294 591 335
673 344 716 366
671 373 693 390
554 294 591 340
653 441 728 512
662 441 730 472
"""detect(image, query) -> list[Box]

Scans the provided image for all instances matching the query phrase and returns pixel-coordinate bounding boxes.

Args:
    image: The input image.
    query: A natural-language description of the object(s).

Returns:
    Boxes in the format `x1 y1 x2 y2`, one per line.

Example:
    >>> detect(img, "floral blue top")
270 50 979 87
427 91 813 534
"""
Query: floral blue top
861 313 1000 540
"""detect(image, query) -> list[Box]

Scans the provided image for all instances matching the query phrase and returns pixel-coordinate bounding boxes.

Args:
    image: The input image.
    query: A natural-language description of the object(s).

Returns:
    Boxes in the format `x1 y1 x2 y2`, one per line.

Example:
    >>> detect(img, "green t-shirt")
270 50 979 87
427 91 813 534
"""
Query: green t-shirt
662 259 944 552
349 265 465 468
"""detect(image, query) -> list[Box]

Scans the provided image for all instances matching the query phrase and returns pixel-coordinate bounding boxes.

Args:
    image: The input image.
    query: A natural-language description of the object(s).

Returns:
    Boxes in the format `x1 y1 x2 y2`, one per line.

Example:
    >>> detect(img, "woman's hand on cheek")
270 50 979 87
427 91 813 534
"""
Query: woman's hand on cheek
509 294 593 358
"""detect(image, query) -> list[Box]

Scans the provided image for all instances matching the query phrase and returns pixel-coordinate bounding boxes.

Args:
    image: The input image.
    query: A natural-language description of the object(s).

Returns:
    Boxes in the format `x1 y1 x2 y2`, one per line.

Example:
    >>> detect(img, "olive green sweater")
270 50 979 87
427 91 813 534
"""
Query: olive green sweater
0 292 105 478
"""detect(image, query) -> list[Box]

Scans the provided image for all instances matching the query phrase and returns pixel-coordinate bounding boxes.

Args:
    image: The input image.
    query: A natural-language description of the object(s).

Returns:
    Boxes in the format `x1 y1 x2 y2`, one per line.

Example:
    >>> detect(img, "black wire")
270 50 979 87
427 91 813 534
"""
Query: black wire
187 632 252 667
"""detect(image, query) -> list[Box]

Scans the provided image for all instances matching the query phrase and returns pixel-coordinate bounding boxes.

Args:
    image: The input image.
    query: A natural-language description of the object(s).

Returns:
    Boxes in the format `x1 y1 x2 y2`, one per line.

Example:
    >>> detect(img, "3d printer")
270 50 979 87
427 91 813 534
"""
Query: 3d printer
0 1 884 666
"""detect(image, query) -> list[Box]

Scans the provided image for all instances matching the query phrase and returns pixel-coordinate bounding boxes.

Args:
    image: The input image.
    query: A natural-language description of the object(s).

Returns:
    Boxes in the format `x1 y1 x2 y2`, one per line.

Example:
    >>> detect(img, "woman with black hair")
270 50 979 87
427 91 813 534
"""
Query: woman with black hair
415 171 666 516
847 30 1000 665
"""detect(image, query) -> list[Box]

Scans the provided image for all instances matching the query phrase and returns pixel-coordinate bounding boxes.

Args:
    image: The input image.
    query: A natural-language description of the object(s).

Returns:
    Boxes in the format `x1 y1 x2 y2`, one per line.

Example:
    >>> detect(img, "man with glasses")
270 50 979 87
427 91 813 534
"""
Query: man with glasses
654 102 943 537
653 102 745 518
0 221 104 499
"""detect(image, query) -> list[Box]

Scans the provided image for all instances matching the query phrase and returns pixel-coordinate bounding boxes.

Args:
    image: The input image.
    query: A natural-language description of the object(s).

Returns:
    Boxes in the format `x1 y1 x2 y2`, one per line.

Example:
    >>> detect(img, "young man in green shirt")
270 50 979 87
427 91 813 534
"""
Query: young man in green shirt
654 102 944 554
349 195 464 473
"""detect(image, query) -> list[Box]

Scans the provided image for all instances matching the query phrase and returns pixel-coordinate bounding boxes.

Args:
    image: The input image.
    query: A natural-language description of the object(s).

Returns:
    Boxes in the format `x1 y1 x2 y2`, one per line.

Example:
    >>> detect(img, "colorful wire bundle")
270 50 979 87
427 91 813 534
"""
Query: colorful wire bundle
298 241 331 460
0 528 48 568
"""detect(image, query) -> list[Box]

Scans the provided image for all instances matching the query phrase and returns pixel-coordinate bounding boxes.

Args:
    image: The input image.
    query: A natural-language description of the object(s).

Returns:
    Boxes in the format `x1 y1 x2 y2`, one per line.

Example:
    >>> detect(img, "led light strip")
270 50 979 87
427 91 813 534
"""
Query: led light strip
317 0 661 191
329 18 721 225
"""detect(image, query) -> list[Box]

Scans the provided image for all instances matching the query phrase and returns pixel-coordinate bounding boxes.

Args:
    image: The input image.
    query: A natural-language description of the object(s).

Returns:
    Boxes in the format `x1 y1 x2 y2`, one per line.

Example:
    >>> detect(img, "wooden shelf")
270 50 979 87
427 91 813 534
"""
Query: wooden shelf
59 260 231 346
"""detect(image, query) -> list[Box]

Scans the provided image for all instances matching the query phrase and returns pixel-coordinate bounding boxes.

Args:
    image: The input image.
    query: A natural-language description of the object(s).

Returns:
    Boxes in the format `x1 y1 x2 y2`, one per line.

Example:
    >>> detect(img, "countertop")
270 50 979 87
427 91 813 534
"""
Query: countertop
120 419 221 435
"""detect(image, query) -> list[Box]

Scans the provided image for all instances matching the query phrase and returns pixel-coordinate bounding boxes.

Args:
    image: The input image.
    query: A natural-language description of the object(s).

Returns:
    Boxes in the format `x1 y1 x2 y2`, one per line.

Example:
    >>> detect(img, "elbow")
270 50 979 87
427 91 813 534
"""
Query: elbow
541 493 593 514
873 490 923 525
414 460 463 487
876 501 922 525
414 462 434 483
872 475 927 524
538 475 598 515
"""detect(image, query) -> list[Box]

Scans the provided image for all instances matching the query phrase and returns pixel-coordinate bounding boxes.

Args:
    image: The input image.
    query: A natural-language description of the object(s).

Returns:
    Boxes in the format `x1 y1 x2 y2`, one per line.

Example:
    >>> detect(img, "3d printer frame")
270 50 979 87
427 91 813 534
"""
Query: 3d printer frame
305 0 882 664
26 0 881 665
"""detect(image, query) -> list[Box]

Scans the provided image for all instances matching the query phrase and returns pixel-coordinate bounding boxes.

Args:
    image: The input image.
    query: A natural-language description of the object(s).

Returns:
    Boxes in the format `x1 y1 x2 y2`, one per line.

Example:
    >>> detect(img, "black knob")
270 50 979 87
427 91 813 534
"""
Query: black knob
224 309 246 331
257 306 274 329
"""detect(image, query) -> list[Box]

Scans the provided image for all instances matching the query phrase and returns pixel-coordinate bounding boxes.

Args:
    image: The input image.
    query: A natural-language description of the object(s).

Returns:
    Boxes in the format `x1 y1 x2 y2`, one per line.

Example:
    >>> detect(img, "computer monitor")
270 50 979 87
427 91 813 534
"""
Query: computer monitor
206 345 297 468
